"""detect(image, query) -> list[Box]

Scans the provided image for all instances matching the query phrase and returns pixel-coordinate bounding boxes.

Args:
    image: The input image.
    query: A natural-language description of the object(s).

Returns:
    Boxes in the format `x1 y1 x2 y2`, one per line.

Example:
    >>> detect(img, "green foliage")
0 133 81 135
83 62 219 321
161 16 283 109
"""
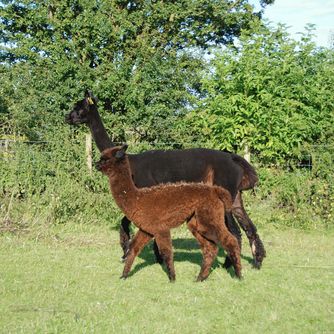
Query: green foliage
186 22 334 162
0 0 273 144
250 166 334 229
2 138 333 230
0 133 122 226
1 1 333 231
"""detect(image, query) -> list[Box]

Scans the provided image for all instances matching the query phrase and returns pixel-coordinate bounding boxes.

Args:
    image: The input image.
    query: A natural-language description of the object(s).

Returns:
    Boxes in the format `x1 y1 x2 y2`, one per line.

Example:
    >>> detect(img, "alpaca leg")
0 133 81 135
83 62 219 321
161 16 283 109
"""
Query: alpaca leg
196 207 242 279
222 213 242 269
196 239 218 282
232 192 266 269
187 218 218 282
154 232 176 282
122 229 152 279
120 216 131 261
216 227 242 279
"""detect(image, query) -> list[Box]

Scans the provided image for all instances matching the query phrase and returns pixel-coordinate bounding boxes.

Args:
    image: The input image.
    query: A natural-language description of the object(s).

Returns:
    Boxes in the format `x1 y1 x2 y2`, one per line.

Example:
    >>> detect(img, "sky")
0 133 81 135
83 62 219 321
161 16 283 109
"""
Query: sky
254 0 334 47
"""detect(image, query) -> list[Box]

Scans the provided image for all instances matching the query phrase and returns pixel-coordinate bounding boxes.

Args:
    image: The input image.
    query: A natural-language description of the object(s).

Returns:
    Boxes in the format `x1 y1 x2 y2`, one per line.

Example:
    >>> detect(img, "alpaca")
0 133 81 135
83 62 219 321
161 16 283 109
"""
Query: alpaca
96 145 242 281
66 90 265 269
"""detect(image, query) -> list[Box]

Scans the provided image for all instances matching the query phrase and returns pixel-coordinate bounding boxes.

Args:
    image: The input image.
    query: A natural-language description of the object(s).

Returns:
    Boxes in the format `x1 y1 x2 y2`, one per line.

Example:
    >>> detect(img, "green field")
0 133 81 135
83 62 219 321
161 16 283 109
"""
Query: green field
1 1 334 333
1 223 333 334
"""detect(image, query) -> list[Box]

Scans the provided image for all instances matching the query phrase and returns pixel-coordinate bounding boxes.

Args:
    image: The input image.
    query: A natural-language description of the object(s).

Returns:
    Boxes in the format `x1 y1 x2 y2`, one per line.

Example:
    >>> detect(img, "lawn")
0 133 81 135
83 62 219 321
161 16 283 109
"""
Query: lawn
0 223 333 334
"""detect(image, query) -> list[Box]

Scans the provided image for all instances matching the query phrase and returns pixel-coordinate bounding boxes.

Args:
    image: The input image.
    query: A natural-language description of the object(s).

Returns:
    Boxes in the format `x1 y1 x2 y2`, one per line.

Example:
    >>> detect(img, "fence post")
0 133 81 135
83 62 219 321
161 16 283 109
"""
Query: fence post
5 139 9 155
244 143 251 163
86 133 92 174
2 139 9 161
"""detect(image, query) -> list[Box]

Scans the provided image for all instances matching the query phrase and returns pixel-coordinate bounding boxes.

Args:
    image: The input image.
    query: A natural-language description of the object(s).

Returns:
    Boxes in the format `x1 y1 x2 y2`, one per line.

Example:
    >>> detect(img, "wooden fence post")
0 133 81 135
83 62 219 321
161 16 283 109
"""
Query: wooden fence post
244 143 251 163
2 139 9 161
86 133 92 174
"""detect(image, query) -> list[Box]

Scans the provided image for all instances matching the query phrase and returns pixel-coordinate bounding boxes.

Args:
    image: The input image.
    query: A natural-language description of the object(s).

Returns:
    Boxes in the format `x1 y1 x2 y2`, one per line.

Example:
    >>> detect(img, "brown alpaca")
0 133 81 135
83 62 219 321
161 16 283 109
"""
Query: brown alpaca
96 145 242 281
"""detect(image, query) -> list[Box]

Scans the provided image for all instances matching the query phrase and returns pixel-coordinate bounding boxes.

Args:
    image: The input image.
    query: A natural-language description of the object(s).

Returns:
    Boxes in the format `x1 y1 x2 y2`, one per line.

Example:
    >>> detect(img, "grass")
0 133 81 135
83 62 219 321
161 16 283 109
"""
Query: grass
0 223 333 334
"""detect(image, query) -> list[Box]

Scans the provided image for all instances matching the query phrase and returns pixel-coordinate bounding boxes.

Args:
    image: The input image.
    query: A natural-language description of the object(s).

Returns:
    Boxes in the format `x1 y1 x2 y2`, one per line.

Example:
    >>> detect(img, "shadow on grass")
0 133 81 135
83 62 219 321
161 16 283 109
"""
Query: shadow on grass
126 238 254 279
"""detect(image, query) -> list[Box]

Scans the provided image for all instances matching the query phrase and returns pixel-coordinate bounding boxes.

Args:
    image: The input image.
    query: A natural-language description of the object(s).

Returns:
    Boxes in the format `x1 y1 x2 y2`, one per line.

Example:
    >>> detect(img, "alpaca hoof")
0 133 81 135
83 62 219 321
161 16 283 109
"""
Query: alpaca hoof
196 276 206 282
234 270 243 280
121 251 129 262
120 274 128 280
252 238 266 269
252 260 262 270
121 249 130 263
169 278 176 283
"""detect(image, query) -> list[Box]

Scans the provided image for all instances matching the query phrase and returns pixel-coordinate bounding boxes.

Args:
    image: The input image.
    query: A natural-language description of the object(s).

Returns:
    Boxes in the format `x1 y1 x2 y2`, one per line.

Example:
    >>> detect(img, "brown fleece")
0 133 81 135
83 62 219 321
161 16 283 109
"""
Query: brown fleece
98 146 241 281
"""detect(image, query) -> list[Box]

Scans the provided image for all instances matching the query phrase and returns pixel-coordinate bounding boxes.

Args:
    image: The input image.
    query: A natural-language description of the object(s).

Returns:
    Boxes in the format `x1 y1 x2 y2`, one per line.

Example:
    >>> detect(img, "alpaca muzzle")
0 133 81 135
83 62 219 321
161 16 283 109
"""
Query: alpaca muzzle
95 160 104 172
64 113 73 124
95 157 110 172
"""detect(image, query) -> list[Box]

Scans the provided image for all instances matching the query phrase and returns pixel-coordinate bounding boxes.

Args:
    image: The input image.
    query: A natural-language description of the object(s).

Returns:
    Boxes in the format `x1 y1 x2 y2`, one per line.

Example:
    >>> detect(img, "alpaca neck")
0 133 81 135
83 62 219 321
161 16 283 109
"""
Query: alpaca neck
88 107 115 152
108 159 139 220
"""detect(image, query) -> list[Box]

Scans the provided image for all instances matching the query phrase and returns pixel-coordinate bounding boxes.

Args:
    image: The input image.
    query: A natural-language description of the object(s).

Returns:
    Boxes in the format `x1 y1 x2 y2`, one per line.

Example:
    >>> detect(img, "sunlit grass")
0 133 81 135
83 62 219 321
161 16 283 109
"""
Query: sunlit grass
0 223 333 333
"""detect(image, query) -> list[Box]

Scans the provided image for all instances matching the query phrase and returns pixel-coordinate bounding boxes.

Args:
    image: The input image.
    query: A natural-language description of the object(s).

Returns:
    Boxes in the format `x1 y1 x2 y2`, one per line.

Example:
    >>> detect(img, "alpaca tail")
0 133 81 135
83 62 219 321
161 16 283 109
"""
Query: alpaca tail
215 187 233 212
231 154 259 190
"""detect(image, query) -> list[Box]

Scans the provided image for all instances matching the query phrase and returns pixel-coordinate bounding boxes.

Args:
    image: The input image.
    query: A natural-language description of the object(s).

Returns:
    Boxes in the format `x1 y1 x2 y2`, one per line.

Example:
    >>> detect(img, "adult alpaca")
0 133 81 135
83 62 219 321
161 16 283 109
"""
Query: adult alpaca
65 91 265 268
96 145 242 281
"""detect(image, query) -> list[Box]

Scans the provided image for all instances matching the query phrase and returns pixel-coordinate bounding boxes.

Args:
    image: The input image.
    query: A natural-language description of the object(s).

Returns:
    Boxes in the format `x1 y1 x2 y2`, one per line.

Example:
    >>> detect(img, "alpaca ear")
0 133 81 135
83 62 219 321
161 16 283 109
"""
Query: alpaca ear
115 144 128 159
84 90 92 99
121 144 128 152
84 90 97 106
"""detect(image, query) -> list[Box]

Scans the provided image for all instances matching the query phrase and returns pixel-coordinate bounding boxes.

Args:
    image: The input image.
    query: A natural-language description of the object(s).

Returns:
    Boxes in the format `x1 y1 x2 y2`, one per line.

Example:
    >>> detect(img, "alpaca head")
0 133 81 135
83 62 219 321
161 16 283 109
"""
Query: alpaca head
96 145 129 175
65 90 98 125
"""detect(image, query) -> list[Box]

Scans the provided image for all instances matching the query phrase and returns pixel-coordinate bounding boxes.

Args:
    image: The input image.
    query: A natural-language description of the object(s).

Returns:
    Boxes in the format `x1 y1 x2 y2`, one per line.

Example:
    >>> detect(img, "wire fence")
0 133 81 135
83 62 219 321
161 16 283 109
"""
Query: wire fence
0 135 334 176
1 138 333 227
2 137 332 171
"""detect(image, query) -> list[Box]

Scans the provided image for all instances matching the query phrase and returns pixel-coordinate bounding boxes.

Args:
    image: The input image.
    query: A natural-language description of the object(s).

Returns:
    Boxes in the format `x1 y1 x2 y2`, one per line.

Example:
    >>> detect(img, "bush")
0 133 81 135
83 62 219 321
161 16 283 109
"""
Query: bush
1 135 333 231
0 133 121 228
246 160 334 230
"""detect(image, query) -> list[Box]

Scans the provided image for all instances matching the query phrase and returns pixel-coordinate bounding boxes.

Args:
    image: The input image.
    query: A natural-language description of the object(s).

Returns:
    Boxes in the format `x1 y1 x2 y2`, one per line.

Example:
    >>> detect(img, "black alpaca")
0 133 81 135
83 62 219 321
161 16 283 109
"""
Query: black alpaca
65 91 266 268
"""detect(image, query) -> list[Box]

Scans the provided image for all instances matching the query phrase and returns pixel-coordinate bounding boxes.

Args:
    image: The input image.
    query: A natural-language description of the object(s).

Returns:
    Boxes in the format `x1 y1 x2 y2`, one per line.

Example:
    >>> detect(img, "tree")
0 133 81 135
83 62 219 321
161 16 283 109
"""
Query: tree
329 30 334 49
0 0 274 144
185 21 334 162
